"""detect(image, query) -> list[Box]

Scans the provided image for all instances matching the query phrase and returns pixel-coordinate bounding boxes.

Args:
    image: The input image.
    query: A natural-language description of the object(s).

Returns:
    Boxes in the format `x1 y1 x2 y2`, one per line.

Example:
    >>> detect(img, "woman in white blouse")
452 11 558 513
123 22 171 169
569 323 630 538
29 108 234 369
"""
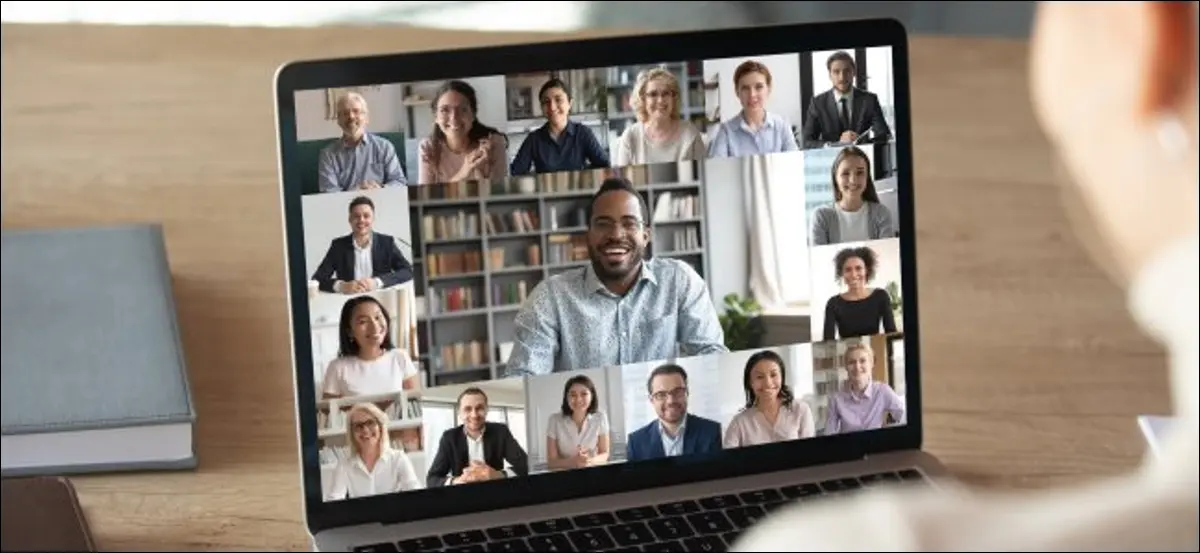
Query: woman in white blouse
326 402 422 501
545 374 611 470
723 350 815 449
322 295 420 400
613 67 706 167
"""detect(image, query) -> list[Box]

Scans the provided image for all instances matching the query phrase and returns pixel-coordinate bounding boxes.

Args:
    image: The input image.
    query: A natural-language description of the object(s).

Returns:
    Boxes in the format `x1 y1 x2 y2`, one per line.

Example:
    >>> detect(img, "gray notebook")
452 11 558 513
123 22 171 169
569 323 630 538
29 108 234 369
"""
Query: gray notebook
1 224 197 477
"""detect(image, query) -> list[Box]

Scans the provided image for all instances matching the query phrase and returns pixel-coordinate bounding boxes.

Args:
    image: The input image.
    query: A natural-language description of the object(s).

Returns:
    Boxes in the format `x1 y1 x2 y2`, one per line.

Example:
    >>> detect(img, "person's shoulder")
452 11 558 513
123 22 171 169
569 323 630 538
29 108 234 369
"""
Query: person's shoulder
812 203 837 219
629 420 655 438
439 425 462 441
487 421 515 436
855 87 880 100
365 132 397 149
540 267 587 292
811 89 835 102
871 287 892 299
649 257 701 280
689 413 722 430
373 231 396 244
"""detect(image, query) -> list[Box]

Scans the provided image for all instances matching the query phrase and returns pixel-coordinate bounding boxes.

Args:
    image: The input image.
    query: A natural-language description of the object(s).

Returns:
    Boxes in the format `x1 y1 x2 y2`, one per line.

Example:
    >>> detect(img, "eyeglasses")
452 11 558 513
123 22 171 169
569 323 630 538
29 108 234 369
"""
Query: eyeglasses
590 218 644 234
351 420 379 431
650 387 688 402
644 90 675 100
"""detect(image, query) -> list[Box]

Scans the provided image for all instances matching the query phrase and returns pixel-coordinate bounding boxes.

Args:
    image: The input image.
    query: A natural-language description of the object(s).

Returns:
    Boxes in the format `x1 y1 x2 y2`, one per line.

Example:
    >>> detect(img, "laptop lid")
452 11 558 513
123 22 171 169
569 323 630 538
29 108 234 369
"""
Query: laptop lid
274 19 920 534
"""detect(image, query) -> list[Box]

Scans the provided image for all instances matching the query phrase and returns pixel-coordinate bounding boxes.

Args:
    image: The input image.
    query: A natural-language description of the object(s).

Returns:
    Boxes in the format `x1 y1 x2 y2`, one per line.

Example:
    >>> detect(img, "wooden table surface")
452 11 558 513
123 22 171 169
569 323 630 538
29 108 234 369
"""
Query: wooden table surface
0 23 1171 551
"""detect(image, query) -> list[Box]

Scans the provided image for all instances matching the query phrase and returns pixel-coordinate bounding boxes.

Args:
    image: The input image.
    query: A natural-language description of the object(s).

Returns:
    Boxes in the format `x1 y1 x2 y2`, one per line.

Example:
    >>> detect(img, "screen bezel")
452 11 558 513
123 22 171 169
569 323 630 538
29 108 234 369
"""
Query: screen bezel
273 18 920 534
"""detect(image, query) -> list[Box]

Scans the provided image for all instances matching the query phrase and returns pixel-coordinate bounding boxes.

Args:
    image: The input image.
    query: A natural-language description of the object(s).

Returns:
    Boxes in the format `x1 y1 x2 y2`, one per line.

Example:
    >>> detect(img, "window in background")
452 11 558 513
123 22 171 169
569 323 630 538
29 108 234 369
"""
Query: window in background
422 401 527 473
764 153 811 306
864 47 895 135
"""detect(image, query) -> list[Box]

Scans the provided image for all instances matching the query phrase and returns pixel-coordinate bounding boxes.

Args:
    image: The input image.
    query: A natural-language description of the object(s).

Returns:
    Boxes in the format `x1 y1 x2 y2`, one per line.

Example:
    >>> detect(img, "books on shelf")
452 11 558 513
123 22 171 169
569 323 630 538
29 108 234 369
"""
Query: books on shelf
436 341 489 371
430 286 481 314
423 212 480 240
427 251 483 277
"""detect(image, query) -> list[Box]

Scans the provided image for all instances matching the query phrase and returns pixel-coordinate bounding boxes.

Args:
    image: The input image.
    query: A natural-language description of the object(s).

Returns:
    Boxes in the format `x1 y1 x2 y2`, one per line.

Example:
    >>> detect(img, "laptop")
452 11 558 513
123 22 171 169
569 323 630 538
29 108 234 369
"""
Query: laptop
274 18 946 553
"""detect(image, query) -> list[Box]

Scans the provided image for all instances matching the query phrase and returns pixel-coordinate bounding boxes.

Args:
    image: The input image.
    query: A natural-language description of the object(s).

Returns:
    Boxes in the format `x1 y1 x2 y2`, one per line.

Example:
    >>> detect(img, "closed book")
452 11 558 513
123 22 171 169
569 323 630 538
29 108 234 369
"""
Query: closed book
1 224 196 477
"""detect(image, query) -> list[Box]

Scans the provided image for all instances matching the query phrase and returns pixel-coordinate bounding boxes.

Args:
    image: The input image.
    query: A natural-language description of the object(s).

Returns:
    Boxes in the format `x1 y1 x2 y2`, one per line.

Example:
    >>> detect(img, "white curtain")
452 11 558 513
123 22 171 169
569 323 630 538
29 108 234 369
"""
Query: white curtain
742 155 786 308
741 154 810 309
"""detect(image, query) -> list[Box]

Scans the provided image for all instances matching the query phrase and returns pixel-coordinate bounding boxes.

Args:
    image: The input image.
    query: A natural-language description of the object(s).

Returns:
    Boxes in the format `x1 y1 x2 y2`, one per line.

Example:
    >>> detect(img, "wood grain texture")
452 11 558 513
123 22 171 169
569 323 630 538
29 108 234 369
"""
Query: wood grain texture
0 23 1171 551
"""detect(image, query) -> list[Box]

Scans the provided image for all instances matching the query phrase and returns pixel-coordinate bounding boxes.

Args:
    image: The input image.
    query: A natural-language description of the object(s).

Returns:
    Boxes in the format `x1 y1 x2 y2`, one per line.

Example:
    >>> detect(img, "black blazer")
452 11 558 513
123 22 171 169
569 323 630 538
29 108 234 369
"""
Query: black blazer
311 232 413 293
426 422 530 487
801 88 892 149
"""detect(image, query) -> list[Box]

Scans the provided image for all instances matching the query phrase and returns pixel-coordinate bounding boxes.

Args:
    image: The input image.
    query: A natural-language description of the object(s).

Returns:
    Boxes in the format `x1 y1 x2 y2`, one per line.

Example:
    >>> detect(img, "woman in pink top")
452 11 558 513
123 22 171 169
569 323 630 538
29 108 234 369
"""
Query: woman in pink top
723 350 815 449
822 342 904 436
417 80 509 186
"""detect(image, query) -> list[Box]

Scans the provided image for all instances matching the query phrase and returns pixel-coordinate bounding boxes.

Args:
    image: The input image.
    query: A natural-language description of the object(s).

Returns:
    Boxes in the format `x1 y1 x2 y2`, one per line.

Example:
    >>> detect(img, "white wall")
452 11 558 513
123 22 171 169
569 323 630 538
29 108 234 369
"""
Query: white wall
423 378 527 407
809 237 904 341
712 343 815 430
522 367 615 464
700 157 748 306
702 54 802 130
294 84 408 141
301 187 413 278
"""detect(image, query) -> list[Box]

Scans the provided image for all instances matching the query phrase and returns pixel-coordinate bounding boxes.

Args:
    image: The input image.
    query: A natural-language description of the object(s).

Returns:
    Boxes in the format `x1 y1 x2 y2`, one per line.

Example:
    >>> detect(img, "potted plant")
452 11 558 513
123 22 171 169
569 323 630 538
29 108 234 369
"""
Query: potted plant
718 293 766 351
886 281 903 322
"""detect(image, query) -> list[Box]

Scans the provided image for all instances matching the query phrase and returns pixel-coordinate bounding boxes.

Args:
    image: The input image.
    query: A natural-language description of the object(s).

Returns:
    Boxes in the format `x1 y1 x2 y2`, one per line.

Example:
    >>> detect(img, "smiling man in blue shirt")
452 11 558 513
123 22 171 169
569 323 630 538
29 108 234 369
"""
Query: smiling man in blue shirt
504 177 727 378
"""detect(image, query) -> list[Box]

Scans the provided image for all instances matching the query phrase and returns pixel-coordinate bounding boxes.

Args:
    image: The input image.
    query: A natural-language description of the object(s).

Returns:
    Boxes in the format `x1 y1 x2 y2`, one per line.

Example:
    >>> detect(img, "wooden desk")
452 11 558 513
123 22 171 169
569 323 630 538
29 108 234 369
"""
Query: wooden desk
0 24 1171 551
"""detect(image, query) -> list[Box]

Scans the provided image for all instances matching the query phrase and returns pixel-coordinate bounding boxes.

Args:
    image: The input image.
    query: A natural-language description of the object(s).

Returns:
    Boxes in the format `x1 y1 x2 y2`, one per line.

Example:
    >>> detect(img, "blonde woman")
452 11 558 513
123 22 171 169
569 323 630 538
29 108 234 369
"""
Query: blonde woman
325 402 421 500
613 68 706 167
822 343 904 436
735 2 1198 551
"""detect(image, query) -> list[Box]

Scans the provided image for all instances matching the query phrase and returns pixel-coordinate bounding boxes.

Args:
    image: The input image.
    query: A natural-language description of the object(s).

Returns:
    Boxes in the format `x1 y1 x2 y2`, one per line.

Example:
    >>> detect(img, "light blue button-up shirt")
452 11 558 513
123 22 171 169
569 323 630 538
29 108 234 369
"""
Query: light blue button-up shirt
706 111 800 158
503 257 728 378
659 419 687 458
317 132 408 192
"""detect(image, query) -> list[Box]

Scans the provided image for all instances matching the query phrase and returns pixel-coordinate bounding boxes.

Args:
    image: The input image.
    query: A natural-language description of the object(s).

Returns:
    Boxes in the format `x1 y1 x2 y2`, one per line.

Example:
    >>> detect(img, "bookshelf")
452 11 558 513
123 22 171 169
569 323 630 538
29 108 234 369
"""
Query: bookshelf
407 160 710 386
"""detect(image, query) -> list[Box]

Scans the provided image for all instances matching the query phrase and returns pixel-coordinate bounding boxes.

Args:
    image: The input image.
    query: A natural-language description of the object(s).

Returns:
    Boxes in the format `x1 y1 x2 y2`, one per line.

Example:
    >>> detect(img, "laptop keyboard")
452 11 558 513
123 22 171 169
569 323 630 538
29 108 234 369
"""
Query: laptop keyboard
353 469 927 552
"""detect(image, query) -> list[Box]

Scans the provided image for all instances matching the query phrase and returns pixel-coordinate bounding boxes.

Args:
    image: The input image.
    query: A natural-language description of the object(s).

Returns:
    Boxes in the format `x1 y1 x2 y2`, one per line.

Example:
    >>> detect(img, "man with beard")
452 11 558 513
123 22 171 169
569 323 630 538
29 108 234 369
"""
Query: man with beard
318 92 408 193
626 364 722 462
504 177 727 378
425 387 529 487
800 51 891 149
310 195 414 294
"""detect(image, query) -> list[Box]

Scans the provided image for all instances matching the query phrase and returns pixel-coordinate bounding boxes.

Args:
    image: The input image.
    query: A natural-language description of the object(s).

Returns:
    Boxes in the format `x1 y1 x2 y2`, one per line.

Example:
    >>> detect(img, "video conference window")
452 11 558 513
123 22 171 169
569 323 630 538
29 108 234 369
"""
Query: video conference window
290 44 909 502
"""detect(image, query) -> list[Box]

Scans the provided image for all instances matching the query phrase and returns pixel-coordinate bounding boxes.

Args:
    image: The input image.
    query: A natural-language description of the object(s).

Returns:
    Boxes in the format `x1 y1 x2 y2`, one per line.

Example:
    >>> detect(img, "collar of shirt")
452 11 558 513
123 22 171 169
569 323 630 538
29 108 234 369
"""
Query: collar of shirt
463 425 487 442
541 120 578 139
353 233 373 252
351 447 396 473
835 88 855 105
582 258 660 297
734 111 779 134
846 381 875 401
658 417 687 441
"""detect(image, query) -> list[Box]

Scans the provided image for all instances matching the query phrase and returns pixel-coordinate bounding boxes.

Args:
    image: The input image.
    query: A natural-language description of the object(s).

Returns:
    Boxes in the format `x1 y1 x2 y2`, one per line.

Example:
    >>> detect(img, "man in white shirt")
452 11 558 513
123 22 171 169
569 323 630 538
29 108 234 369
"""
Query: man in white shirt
736 2 1199 551
425 388 529 487
310 195 413 294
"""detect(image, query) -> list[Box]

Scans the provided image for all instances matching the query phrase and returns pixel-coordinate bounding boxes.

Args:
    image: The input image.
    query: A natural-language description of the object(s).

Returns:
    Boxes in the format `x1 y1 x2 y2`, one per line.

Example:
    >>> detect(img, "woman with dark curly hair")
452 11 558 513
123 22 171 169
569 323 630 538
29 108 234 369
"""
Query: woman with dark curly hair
821 246 896 340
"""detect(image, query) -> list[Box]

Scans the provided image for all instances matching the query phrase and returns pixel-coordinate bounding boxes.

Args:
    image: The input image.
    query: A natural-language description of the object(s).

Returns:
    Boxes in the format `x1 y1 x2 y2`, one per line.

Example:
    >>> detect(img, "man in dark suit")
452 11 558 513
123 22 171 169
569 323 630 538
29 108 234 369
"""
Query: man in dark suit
426 387 530 487
311 195 413 294
801 50 892 149
626 364 722 463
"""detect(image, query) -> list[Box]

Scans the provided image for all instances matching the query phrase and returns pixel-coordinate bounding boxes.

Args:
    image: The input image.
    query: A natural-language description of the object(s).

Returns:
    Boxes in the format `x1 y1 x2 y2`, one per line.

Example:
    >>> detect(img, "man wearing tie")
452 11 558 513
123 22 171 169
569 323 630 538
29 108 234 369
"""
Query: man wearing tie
625 364 723 463
801 51 892 149
310 195 414 294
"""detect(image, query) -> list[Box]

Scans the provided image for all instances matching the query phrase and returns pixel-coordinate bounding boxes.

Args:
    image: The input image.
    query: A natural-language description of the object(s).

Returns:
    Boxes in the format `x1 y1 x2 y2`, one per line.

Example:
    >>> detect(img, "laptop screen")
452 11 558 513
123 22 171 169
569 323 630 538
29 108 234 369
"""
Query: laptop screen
289 41 910 505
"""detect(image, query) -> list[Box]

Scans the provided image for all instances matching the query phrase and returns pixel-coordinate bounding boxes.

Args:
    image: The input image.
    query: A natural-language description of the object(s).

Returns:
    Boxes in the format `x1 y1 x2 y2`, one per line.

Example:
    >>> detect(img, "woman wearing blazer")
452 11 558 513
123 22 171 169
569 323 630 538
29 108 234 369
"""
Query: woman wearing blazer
809 146 896 246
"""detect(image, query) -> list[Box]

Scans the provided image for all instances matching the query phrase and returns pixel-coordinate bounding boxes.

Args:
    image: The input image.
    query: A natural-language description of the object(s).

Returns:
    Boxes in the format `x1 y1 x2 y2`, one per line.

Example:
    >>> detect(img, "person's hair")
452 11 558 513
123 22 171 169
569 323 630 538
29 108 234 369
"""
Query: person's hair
560 374 600 417
831 146 880 203
587 176 651 226
336 92 367 116
646 363 689 394
631 67 681 122
826 50 857 73
843 341 875 364
337 296 395 358
345 402 392 458
833 246 878 283
348 195 374 213
733 60 773 89
427 80 507 172
538 78 571 104
742 350 795 409
456 386 489 411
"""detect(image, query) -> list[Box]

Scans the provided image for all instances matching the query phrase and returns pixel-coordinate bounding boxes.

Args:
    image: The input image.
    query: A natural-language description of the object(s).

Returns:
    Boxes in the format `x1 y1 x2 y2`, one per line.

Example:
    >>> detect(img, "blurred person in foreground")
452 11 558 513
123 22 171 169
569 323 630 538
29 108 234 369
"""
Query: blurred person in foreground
734 2 1199 551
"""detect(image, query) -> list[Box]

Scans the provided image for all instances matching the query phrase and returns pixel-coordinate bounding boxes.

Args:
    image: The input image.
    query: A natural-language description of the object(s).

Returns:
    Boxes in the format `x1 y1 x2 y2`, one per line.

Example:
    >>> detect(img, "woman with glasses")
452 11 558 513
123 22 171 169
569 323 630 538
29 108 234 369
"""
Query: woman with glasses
545 374 612 471
613 68 706 167
325 402 422 500
723 350 815 449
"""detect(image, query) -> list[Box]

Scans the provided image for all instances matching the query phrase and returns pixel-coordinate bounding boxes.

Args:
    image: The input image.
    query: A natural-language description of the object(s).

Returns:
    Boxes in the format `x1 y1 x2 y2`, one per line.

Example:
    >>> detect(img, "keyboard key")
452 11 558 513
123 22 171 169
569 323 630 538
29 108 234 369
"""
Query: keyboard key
485 524 531 541
609 522 657 547
485 539 528 552
445 546 485 553
657 499 702 516
615 506 659 522
683 535 728 552
698 494 741 510
686 511 735 534
649 540 686 551
779 483 822 499
530 518 574 534
572 511 617 528
353 543 398 552
567 528 616 550
610 548 644 553
762 500 789 512
647 516 696 541
441 530 487 547
898 469 925 481
738 488 783 504
396 536 443 551
526 533 572 551
819 478 861 493
725 505 765 529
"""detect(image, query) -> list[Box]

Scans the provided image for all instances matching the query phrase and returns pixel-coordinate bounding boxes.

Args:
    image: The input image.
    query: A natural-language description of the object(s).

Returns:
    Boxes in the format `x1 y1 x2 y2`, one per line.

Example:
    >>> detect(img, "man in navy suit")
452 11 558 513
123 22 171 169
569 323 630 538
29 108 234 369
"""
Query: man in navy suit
311 195 413 294
801 50 892 149
626 363 722 463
